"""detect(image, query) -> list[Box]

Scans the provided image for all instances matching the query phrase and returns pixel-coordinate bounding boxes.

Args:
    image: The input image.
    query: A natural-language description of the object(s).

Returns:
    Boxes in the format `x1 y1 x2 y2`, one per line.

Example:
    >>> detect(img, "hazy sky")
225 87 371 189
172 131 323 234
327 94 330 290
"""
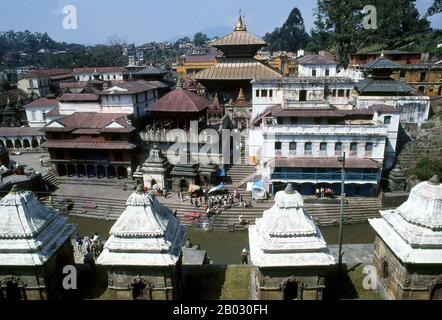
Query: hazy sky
0 0 440 45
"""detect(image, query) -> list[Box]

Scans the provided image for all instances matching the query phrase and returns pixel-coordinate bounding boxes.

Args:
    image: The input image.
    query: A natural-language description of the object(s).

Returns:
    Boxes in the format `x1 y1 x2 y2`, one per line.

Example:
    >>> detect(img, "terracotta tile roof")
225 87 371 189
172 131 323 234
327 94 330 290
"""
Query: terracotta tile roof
271 157 382 169
147 88 210 113
24 69 72 78
24 98 59 109
194 59 282 80
72 67 124 74
46 106 60 116
42 112 134 133
59 82 90 89
42 141 136 150
0 127 43 137
58 93 100 102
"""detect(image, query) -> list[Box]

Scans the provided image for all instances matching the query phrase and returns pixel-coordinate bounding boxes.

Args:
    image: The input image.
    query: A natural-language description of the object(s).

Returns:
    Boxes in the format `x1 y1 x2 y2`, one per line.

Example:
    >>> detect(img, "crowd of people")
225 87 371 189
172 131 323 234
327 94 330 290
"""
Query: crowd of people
315 187 335 199
75 232 104 259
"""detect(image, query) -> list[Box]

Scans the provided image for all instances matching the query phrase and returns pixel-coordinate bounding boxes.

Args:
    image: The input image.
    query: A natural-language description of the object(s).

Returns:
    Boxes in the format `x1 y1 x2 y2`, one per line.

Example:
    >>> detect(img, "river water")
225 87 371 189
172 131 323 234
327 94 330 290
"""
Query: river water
67 216 375 265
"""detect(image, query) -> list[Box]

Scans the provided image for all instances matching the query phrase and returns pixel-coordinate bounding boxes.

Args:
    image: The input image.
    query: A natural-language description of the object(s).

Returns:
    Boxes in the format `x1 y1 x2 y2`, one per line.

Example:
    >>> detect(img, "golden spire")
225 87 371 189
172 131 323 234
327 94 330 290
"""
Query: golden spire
380 49 385 57
234 10 247 31
237 88 245 100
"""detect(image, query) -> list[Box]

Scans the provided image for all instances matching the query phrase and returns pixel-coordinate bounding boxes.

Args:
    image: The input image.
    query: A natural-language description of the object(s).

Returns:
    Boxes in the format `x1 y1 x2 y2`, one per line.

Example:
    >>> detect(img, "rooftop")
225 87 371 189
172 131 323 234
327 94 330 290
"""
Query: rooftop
58 93 100 102
147 87 210 113
24 98 59 109
298 54 336 65
101 80 157 95
369 176 442 264
0 186 75 266
249 184 335 267
23 68 72 78
72 67 124 74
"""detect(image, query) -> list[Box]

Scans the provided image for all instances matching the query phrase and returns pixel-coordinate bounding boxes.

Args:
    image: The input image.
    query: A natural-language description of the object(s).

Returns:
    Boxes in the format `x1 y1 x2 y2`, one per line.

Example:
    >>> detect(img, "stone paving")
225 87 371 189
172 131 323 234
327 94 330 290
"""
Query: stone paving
329 244 374 265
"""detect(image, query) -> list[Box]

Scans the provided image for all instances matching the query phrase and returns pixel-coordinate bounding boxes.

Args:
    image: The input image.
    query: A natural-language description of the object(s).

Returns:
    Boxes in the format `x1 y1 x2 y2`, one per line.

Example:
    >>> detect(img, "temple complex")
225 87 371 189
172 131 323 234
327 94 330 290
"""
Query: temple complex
0 186 75 300
194 14 282 102
224 88 252 130
249 184 335 300
369 176 442 300
133 146 171 189
97 187 186 300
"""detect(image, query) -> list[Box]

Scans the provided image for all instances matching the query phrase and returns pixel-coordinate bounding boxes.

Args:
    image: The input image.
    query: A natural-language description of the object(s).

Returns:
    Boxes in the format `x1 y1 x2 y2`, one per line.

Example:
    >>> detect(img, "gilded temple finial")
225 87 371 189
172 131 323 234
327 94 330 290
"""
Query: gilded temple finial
234 11 247 31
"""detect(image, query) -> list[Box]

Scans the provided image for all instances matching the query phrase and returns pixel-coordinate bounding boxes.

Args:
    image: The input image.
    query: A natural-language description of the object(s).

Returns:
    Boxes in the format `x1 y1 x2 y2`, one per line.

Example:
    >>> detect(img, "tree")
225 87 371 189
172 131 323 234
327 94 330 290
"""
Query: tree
263 8 310 52
313 0 365 66
427 0 442 16
193 32 209 46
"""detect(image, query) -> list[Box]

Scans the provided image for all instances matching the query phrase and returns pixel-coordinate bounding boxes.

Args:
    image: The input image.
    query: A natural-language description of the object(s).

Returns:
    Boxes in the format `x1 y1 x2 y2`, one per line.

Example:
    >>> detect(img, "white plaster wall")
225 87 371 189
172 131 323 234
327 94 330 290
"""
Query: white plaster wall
25 106 55 127
298 64 337 77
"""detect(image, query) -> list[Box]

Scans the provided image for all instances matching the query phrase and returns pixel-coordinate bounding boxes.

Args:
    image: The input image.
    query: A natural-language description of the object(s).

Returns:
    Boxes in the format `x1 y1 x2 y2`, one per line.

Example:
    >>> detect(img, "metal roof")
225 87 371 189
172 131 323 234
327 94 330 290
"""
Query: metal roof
194 59 282 80
361 56 402 70
355 78 414 93
211 30 266 47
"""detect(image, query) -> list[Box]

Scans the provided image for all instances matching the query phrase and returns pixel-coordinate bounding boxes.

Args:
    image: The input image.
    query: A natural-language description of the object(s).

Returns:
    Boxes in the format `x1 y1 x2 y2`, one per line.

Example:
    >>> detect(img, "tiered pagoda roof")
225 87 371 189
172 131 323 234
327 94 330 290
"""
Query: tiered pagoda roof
0 186 75 266
369 176 442 264
97 187 186 266
249 184 335 267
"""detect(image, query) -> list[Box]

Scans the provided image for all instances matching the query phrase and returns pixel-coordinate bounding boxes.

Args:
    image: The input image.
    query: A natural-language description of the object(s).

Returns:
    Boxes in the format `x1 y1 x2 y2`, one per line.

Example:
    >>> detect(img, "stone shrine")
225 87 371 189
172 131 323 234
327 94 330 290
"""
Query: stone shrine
248 184 335 300
369 175 442 300
133 147 171 189
97 186 186 300
0 186 75 300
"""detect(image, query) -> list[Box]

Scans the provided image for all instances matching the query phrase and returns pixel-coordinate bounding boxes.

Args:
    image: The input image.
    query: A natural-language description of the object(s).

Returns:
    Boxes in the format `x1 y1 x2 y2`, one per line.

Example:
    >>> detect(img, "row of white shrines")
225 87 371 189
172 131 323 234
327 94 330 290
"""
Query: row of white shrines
0 175 441 300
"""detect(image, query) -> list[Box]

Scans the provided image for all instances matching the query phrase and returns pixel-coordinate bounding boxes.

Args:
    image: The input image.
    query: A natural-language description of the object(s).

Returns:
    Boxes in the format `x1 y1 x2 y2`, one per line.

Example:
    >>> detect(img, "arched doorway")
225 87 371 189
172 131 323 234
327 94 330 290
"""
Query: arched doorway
14 139 22 149
39 138 46 145
31 139 39 148
77 164 86 177
87 165 96 178
22 139 30 149
67 164 76 177
117 166 127 179
57 164 67 177
282 277 301 300
97 165 106 178
0 140 5 148
130 276 151 300
107 166 116 179
5 140 13 149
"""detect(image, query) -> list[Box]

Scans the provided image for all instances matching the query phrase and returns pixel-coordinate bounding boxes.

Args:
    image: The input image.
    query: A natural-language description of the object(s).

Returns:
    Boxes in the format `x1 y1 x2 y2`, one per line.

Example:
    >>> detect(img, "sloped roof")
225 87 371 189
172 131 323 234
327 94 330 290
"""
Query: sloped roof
0 187 75 266
24 98 59 109
212 30 266 47
72 67 124 74
355 78 414 93
23 68 72 78
97 190 186 266
101 80 156 95
0 127 43 137
147 87 210 113
194 59 282 80
361 56 402 70
298 54 336 65
132 65 168 75
58 93 100 102
42 112 135 133
369 178 442 264
249 185 335 267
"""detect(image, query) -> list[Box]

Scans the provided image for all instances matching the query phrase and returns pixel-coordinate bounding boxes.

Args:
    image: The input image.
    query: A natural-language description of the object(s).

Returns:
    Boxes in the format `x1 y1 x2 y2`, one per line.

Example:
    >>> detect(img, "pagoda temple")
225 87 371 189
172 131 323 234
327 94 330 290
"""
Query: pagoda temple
249 184 335 300
369 175 442 300
194 14 282 102
0 186 75 300
97 186 186 300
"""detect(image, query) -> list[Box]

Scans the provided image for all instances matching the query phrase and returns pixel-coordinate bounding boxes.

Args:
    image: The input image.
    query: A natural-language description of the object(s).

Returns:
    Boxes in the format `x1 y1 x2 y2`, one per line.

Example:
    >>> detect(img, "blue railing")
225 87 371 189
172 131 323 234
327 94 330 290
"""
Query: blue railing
270 172 379 181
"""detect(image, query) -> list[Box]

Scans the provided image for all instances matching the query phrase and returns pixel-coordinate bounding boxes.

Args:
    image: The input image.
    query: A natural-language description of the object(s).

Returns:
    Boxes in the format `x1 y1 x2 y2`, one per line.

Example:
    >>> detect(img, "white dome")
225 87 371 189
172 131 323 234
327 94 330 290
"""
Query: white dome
397 177 442 230
274 184 304 209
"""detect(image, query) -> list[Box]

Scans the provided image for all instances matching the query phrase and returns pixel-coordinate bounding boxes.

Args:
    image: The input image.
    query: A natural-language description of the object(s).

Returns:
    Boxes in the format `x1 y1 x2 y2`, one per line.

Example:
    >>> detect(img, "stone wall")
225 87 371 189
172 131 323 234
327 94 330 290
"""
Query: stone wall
373 236 442 300
255 266 330 300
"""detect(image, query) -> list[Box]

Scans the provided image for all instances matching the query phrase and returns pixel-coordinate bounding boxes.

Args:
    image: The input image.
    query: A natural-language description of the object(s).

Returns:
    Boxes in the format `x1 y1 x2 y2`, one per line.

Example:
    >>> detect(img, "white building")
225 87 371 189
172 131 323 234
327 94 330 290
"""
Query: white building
249 78 401 196
249 184 335 300
72 67 124 82
100 80 158 118
17 69 73 98
297 54 337 78
23 98 59 127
